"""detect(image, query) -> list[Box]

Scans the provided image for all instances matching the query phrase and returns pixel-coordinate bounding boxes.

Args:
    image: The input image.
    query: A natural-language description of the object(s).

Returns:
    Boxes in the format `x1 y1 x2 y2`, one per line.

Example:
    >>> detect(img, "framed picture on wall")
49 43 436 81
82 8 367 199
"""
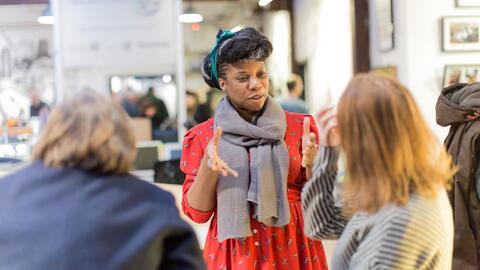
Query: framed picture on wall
374 0 395 52
370 66 398 79
442 17 480 51
443 65 480 87
456 0 480 7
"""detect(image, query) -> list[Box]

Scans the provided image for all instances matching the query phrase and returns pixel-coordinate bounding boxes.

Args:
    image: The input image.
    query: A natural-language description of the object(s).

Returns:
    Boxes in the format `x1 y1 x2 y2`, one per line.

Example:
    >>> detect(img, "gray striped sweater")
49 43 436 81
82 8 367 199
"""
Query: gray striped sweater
301 147 454 269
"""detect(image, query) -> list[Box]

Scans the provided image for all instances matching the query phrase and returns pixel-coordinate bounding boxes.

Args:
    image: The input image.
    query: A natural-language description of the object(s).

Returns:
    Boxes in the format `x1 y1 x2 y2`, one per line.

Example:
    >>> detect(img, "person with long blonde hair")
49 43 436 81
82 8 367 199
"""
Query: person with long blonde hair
302 74 456 269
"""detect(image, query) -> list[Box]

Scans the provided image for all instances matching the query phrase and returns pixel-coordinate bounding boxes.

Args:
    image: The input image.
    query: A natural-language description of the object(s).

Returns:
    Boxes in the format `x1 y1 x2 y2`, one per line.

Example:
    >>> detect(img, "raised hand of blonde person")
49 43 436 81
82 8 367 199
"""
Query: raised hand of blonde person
302 117 318 179
316 106 340 147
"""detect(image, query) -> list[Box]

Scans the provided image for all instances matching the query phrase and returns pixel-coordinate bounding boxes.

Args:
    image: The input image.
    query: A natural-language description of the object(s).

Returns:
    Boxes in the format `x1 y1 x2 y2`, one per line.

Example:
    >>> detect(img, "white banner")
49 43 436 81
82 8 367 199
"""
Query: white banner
59 0 176 68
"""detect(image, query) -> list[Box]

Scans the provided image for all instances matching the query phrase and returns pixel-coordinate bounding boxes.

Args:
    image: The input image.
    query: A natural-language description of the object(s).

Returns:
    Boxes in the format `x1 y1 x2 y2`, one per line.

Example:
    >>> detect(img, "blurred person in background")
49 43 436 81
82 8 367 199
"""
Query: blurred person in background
120 88 140 117
184 90 199 130
0 90 205 270
278 73 308 114
302 74 456 269
28 88 49 117
139 86 169 129
436 82 480 270
193 87 218 124
180 27 328 270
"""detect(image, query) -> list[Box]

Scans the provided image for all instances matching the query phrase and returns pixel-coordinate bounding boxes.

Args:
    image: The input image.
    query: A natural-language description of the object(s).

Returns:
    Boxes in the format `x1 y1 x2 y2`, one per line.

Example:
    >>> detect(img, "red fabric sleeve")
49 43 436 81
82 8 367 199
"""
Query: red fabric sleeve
180 123 214 223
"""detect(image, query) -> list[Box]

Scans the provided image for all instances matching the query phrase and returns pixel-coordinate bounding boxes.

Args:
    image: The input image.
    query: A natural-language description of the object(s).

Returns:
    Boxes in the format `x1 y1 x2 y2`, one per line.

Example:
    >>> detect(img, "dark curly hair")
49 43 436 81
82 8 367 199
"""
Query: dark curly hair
201 27 273 89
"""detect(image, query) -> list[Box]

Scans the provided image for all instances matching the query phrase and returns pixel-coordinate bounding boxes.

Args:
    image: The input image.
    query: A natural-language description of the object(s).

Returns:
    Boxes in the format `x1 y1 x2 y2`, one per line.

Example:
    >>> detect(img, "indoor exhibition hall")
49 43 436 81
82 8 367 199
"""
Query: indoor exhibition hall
0 0 479 269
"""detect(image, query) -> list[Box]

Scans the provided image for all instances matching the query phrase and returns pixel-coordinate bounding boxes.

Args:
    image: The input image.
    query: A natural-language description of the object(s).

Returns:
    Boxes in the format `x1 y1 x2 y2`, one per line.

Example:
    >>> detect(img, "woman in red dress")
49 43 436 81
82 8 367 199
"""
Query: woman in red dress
180 27 328 270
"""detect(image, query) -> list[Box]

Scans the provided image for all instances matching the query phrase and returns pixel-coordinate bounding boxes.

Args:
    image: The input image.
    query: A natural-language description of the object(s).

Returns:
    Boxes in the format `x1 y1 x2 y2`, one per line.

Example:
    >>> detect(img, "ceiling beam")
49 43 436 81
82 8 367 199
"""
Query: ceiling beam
0 0 48 4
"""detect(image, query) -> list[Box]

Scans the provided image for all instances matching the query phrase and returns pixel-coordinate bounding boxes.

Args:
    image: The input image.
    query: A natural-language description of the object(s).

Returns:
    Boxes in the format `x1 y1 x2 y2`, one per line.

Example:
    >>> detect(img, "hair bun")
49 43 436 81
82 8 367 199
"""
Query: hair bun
201 53 218 89
201 27 272 90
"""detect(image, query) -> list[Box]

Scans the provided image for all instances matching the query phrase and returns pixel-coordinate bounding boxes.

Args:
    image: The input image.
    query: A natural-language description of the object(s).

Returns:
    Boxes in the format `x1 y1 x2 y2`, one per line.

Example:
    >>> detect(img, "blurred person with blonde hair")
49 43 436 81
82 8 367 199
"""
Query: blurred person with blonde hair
0 90 204 270
302 74 456 269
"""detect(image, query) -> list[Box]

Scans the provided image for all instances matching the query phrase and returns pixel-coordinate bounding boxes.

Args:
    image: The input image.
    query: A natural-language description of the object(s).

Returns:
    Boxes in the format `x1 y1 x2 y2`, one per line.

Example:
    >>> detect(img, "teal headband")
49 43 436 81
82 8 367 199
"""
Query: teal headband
209 30 236 89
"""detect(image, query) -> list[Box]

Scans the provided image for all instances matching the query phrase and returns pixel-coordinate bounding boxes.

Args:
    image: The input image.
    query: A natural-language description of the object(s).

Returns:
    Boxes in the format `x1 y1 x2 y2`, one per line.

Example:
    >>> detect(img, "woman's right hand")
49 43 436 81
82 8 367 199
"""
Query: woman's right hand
316 106 341 147
205 127 239 177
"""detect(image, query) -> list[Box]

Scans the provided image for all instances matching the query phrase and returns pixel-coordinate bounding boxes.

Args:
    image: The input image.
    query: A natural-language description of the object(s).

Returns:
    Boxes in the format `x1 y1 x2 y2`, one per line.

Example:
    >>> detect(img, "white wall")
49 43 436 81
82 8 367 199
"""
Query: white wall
294 0 354 113
264 10 292 97
370 0 480 140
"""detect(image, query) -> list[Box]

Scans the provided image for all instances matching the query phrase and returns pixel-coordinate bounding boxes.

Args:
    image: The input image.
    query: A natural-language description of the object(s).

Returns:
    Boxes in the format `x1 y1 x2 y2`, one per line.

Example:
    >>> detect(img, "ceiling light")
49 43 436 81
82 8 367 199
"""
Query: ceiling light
179 6 203 23
179 13 203 23
162 74 172 83
259 0 274 7
37 4 54 25
110 76 122 93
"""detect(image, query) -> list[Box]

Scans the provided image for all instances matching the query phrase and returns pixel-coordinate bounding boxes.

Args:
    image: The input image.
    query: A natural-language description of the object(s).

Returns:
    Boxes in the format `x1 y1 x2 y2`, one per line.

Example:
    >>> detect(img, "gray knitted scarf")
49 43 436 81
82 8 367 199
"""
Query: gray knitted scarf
214 96 290 242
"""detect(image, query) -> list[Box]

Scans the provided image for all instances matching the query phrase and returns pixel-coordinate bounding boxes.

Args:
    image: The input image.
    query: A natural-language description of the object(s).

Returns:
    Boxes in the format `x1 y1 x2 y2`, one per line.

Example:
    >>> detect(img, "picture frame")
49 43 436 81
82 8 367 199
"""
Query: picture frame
456 0 480 7
370 66 398 79
442 17 480 51
374 0 395 52
443 65 480 87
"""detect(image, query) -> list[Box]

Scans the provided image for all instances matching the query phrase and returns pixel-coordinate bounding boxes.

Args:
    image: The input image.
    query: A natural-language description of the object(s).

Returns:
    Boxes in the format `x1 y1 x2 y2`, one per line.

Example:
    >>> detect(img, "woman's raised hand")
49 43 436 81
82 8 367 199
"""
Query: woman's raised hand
205 127 239 177
301 117 318 169
316 106 340 147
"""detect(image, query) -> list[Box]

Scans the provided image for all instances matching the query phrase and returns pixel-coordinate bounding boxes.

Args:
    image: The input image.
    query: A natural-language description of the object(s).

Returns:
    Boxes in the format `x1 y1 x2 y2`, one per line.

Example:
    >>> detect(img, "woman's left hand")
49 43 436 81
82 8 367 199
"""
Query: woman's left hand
302 117 318 178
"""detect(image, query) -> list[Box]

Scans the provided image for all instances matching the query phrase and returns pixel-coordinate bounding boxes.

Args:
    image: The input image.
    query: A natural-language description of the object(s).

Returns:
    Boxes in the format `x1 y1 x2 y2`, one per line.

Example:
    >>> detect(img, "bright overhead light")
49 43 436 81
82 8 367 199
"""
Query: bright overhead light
179 13 203 23
111 76 122 93
38 16 54 24
37 4 54 25
179 6 203 23
162 74 172 83
259 0 274 7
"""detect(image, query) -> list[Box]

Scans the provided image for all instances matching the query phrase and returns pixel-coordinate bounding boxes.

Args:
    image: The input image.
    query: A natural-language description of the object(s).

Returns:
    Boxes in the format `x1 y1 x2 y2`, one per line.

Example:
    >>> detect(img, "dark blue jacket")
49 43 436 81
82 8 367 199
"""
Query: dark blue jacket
0 161 205 270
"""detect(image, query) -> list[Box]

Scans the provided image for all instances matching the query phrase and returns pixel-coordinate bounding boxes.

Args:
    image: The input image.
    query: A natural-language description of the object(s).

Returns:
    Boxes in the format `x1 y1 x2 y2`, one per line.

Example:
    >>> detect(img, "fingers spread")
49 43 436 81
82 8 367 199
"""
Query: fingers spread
220 164 237 177
228 167 239 177
207 158 218 171
324 121 339 138
303 117 310 135
316 105 335 122
308 132 316 144
213 127 222 144
319 111 336 128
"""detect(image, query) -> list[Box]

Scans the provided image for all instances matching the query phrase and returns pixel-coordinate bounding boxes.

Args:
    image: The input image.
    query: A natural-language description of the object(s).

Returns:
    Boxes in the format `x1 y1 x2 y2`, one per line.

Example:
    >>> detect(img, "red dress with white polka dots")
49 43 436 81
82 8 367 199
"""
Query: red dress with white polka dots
180 112 329 270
